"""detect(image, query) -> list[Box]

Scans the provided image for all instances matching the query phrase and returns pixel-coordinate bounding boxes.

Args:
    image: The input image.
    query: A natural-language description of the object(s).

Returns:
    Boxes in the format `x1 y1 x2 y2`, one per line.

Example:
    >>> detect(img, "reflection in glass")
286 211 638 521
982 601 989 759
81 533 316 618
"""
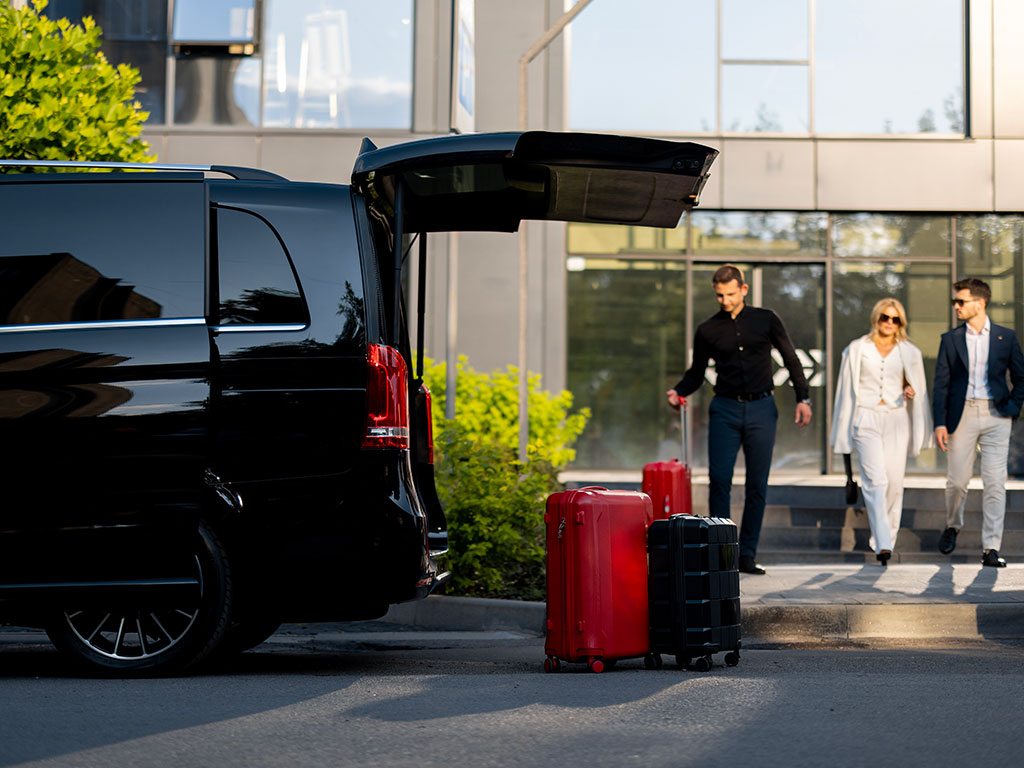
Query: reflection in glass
567 259 687 469
957 216 1024 331
567 222 688 255
262 0 413 129
722 64 808 132
173 0 256 43
568 0 715 132
0 183 204 319
174 57 261 126
722 0 807 60
691 212 826 258
832 214 952 260
217 208 305 324
815 0 963 134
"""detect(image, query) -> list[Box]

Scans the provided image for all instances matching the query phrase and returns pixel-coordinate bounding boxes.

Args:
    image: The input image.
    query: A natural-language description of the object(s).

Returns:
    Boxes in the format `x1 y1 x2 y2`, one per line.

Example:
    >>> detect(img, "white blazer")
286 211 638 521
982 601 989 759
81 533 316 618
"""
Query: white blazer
830 336 934 457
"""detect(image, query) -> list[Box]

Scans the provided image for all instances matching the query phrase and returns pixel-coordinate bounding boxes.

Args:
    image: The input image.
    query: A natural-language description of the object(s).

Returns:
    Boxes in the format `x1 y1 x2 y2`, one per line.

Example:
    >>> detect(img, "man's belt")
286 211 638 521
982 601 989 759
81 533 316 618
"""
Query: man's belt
720 390 774 402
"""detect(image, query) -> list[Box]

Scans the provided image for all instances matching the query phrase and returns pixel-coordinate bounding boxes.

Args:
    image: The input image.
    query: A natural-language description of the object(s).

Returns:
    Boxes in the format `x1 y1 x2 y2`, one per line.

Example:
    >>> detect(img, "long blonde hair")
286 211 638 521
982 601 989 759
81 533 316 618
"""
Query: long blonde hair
868 298 908 342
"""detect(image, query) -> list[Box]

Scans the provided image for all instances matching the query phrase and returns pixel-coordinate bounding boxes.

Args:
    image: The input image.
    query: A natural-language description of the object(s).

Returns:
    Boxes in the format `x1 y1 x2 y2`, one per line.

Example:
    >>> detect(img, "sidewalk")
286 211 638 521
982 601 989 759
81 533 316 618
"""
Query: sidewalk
382 562 1024 643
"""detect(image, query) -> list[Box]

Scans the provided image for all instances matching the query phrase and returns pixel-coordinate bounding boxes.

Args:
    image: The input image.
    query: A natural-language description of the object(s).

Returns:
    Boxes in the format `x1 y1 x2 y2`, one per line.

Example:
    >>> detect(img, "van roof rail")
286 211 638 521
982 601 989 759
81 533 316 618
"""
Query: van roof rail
0 159 288 182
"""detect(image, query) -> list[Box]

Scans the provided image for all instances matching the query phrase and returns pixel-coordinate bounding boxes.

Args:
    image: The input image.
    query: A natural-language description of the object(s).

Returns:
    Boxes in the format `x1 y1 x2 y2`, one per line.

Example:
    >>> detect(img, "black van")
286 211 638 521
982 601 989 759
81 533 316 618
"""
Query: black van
0 131 717 675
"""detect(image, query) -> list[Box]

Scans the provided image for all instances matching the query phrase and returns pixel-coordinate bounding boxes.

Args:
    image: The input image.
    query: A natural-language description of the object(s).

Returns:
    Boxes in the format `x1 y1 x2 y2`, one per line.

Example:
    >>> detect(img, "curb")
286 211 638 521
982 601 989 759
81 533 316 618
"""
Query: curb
381 595 1024 642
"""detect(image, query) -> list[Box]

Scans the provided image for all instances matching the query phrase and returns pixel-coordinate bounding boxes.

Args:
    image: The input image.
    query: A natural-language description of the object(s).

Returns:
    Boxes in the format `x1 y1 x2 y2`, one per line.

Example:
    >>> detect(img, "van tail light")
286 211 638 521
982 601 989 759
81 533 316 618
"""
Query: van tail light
420 384 435 464
363 343 409 450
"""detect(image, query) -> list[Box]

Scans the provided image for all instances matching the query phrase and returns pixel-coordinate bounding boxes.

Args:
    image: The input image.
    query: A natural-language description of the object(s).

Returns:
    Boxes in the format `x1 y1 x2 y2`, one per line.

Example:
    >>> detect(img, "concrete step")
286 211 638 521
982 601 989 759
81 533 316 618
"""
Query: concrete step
753 505 1024 530
756 526 1024 553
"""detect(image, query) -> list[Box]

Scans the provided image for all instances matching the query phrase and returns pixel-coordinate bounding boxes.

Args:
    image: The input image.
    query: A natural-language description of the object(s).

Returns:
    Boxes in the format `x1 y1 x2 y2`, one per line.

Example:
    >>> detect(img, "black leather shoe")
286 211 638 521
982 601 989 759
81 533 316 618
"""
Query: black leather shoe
876 550 892 567
982 549 1007 567
938 527 959 555
738 555 766 575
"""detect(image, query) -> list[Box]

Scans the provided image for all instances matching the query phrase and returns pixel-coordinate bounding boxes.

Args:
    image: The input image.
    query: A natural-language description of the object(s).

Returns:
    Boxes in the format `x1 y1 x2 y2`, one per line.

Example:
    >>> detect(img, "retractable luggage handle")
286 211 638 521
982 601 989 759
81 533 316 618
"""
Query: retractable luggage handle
679 398 689 467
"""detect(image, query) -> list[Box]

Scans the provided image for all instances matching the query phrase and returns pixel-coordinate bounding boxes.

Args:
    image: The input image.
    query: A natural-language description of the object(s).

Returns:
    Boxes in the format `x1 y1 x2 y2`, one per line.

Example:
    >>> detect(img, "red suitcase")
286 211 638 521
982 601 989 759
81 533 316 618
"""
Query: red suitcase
544 487 653 673
643 404 693 520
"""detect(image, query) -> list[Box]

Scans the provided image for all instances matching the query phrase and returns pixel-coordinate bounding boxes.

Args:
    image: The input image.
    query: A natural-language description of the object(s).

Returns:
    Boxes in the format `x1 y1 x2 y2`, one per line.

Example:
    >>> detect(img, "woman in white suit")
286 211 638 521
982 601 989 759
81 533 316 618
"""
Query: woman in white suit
830 298 933 565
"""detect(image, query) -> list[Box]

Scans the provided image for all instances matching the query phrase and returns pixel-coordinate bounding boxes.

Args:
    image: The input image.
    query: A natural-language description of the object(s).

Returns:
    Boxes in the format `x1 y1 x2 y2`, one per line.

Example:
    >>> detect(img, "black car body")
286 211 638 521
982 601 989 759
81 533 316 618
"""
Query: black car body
0 132 717 674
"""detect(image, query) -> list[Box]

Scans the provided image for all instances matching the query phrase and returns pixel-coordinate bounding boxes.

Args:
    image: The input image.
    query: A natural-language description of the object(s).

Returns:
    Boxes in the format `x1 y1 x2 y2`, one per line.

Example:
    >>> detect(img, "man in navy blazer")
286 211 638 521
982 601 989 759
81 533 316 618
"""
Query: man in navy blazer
933 277 1024 566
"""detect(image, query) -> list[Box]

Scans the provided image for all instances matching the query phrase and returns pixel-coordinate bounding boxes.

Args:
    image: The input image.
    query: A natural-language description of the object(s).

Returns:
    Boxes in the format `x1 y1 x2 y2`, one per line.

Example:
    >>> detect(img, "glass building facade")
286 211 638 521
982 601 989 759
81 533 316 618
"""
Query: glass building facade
567 213 1024 476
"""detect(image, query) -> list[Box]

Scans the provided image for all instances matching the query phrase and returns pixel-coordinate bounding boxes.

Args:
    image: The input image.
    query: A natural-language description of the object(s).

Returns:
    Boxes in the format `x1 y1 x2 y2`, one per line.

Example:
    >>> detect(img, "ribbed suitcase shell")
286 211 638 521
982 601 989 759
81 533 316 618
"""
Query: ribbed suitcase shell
648 514 742 670
544 487 653 673
642 458 693 520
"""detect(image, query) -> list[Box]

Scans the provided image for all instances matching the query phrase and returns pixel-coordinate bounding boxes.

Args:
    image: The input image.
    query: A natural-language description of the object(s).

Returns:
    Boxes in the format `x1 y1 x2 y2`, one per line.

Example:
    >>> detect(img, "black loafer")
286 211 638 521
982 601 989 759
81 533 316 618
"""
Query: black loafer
938 527 959 555
982 549 1007 567
738 555 766 575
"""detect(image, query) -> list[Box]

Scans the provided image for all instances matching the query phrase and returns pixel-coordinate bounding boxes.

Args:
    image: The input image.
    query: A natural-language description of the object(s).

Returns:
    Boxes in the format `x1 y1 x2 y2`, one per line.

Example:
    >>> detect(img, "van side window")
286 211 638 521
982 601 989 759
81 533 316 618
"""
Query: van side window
0 182 204 325
216 207 307 325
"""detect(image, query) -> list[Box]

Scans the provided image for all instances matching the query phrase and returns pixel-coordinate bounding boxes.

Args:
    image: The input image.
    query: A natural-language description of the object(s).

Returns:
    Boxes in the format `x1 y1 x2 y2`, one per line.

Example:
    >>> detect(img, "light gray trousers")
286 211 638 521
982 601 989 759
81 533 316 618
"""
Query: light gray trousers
945 399 1012 551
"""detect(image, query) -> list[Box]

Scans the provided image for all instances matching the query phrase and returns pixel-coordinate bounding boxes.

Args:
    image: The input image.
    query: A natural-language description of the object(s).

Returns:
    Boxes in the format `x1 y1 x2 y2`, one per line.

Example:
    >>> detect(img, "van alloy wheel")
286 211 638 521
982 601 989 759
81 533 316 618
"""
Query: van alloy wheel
46 521 233 676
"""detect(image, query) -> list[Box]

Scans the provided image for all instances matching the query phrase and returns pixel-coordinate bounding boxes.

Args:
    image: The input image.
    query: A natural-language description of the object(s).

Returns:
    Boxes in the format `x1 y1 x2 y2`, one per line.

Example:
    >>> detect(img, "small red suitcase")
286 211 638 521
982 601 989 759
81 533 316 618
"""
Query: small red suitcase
544 487 653 673
643 403 693 520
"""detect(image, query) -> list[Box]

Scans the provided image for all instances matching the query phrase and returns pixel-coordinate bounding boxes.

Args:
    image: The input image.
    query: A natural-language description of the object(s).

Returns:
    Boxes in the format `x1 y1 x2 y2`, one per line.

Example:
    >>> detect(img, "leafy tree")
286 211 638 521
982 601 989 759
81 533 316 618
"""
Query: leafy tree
422 356 589 599
0 0 152 166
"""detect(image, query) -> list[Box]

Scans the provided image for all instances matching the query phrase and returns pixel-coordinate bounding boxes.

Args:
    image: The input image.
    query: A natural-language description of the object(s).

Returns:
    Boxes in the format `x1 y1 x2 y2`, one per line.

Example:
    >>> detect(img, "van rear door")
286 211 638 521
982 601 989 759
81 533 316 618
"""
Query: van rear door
350 131 718 232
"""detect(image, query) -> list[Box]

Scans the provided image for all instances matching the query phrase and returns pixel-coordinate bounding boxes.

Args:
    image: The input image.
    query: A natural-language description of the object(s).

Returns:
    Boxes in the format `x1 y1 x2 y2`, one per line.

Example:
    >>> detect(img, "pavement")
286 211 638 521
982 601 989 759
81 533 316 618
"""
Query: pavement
380 561 1024 644
5 562 1024 651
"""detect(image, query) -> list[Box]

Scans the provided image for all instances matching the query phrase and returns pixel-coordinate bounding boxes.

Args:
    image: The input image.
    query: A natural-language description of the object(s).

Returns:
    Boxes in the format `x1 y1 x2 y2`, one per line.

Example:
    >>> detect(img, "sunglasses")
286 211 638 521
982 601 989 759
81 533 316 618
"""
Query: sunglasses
878 313 902 325
952 298 978 307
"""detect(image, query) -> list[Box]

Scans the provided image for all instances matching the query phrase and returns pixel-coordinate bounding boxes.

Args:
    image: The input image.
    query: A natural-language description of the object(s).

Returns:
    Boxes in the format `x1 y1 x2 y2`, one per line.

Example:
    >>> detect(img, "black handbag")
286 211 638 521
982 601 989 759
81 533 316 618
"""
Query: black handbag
843 454 859 505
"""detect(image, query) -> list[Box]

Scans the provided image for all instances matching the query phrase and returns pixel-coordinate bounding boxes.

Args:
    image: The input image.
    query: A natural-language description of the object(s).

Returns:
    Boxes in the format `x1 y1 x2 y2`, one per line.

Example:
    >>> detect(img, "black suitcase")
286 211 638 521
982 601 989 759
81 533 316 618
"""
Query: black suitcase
646 513 742 671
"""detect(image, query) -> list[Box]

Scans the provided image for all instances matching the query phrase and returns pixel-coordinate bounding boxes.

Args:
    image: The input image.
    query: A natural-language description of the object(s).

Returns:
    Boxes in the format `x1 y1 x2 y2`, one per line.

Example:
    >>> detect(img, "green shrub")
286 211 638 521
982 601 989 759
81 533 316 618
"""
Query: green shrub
0 0 152 165
422 357 589 600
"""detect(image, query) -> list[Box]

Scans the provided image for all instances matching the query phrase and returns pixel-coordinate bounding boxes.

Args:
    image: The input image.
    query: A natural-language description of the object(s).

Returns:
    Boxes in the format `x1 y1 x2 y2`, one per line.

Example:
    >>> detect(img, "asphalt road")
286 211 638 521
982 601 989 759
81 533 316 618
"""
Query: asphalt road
2 628 1023 768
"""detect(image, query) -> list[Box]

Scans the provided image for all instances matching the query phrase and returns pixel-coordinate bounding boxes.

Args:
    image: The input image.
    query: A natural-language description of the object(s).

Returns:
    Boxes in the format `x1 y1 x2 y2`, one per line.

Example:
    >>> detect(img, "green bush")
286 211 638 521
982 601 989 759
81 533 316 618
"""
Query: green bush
422 357 589 600
0 0 152 165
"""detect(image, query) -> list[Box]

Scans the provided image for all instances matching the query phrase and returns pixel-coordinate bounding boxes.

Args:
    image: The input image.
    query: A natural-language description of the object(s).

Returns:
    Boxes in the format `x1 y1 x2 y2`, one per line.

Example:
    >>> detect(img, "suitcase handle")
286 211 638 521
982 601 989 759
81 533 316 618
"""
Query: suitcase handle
679 399 689 467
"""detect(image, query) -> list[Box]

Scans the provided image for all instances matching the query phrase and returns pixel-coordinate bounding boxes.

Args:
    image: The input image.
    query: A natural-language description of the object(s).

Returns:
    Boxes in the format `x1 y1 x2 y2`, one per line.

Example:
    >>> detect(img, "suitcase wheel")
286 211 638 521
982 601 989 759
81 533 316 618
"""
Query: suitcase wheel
693 656 712 673
643 653 663 670
724 651 740 667
543 657 561 673
587 657 605 674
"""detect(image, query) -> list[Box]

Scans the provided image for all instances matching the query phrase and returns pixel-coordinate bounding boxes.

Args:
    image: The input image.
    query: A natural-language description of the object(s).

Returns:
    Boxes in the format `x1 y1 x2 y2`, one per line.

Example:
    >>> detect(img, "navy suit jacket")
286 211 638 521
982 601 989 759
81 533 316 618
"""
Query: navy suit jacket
932 321 1024 434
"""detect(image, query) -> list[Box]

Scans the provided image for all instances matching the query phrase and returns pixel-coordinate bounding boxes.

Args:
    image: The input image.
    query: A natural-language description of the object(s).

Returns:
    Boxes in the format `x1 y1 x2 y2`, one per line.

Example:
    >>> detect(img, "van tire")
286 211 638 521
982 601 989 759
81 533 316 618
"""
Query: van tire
46 521 233 677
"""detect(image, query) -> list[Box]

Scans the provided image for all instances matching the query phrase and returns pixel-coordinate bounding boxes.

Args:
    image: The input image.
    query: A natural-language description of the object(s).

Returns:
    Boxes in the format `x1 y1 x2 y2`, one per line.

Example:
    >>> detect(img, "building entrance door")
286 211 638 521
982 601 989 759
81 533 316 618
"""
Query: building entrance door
687 262 826 474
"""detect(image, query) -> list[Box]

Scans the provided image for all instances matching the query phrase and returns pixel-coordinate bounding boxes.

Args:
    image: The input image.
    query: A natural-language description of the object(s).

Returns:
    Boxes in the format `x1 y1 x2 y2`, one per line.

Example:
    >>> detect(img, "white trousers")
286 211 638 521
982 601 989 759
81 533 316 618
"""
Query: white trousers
945 399 1012 551
852 406 910 553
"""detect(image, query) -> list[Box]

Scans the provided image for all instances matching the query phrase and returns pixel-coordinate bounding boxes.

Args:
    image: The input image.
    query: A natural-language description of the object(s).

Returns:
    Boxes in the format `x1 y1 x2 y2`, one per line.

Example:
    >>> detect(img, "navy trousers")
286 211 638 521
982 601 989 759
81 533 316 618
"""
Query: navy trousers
707 395 778 558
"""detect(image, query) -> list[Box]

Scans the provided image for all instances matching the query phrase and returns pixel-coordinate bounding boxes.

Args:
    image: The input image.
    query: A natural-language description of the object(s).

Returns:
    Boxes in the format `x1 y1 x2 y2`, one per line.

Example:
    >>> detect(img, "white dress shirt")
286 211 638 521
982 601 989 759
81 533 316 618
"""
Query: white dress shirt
966 317 992 400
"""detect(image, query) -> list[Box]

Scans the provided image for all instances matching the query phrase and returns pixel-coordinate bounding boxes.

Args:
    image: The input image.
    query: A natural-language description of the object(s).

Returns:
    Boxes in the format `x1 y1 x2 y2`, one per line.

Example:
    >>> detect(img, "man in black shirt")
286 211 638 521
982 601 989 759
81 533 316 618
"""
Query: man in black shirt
667 264 812 574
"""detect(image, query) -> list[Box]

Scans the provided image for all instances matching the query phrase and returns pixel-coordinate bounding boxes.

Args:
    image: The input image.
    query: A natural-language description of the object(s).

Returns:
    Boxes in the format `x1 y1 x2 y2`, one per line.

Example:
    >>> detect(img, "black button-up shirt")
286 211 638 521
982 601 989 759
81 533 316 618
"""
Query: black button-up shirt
673 305 810 402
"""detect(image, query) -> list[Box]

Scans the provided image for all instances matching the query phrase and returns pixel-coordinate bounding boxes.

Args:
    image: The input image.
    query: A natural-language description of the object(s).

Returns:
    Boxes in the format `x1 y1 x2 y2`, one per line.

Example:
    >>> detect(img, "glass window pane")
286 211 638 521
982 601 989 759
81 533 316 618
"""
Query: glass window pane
832 214 952 260
173 0 256 43
174 57 261 126
0 182 204 323
830 260 951 474
722 0 808 60
567 222 688 255
568 0 715 132
722 64 808 132
262 0 413 129
567 259 687 469
46 1 167 125
957 216 1024 332
691 212 827 258
217 208 306 325
815 0 963 134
